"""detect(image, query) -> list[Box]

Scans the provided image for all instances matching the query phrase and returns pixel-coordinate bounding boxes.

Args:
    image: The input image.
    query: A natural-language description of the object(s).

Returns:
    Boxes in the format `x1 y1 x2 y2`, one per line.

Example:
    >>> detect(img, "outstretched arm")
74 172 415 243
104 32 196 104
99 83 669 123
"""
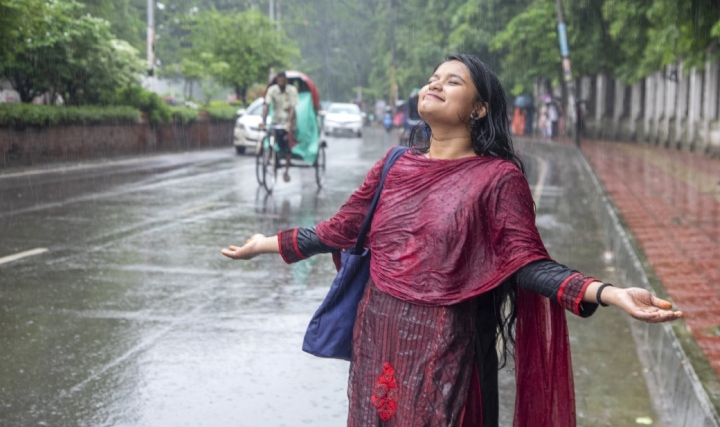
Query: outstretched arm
221 234 278 260
517 260 683 323
221 227 337 263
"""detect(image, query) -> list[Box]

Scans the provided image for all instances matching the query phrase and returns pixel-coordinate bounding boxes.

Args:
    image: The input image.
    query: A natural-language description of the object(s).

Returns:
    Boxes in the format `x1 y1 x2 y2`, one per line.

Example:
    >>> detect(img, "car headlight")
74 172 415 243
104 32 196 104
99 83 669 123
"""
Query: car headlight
325 120 338 126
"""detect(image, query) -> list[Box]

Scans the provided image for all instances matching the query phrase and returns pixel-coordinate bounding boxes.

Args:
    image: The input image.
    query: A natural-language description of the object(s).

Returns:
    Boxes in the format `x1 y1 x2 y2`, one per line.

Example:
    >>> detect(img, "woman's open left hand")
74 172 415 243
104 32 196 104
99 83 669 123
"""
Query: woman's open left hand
607 287 684 323
220 234 266 260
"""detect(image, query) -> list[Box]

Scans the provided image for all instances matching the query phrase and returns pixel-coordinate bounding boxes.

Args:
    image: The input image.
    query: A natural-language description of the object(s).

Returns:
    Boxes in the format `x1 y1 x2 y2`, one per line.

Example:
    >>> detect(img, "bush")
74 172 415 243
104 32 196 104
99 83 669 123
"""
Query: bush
104 86 172 124
207 100 230 108
201 105 238 121
0 104 139 128
169 107 199 124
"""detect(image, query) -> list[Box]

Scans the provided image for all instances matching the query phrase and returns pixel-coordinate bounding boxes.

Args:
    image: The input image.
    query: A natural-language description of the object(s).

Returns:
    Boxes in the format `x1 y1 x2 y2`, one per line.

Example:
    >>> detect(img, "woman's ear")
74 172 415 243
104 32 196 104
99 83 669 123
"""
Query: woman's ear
473 102 489 119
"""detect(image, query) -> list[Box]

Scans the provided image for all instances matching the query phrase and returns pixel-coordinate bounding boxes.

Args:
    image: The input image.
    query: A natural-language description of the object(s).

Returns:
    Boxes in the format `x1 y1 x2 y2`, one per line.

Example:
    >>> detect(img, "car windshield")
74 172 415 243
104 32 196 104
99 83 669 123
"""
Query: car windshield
247 101 264 116
328 105 360 115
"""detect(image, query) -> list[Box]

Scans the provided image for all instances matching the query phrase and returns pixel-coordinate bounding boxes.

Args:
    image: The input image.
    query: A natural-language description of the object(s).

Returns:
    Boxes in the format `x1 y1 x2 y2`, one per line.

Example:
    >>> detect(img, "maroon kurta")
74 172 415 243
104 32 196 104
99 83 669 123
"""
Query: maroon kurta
288 149 577 426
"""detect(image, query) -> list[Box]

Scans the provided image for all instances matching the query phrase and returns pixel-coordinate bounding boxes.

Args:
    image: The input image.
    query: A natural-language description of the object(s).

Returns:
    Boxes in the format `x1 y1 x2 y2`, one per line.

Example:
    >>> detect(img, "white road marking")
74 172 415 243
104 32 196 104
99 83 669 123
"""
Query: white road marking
182 202 217 213
532 156 549 204
0 247 48 265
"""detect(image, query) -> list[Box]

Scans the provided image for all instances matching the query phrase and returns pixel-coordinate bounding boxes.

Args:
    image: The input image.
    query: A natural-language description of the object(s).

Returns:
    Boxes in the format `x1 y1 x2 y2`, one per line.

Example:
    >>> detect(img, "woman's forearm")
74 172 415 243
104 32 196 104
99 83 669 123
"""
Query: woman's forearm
257 235 280 254
582 280 622 305
582 281 603 303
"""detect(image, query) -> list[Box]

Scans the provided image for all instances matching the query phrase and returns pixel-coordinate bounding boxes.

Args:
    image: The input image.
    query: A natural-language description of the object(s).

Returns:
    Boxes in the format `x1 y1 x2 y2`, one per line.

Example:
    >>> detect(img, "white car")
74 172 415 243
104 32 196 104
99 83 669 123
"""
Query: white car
233 98 265 155
323 103 363 137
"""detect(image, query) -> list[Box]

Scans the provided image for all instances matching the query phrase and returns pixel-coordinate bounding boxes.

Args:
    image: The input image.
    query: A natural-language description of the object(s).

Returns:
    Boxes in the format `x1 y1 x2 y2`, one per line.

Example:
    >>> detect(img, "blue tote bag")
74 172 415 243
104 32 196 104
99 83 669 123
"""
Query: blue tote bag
302 146 408 360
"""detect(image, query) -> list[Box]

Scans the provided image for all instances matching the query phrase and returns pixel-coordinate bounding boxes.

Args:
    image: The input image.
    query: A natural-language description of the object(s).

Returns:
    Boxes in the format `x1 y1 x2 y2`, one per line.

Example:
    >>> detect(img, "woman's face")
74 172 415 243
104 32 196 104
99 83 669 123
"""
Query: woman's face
418 60 485 127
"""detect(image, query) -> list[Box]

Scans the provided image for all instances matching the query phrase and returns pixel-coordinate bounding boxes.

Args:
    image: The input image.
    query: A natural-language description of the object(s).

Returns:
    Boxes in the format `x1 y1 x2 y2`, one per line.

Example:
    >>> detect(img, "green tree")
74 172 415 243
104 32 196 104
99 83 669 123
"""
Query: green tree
603 0 720 82
0 0 46 70
78 0 146 50
180 58 204 100
282 0 377 101
184 8 298 103
1 0 144 104
490 1 558 95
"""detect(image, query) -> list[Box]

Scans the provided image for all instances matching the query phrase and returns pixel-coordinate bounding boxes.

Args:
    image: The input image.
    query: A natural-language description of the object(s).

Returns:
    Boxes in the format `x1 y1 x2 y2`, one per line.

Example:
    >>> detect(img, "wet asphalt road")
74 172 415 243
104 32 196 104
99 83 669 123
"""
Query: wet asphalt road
1 127 663 426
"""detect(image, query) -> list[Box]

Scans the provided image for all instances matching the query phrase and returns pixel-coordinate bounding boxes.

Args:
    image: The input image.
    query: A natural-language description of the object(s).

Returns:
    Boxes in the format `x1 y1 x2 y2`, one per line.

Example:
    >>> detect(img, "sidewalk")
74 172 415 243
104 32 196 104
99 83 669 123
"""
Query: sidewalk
578 139 720 366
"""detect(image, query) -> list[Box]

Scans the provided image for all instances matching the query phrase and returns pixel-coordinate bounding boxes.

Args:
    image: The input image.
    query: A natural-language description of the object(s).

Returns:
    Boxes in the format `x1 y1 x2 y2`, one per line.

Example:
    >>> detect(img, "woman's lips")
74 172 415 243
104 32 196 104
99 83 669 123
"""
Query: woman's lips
425 93 444 101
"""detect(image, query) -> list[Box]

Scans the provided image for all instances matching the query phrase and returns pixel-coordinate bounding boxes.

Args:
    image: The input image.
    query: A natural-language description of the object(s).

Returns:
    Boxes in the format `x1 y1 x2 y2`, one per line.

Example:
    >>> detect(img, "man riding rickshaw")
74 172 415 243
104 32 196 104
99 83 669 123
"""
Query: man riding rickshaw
256 70 325 192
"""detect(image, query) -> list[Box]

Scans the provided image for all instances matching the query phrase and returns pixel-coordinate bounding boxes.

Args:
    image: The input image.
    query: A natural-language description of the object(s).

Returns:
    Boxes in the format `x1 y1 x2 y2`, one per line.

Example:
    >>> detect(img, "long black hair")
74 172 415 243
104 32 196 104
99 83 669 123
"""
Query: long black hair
411 53 522 367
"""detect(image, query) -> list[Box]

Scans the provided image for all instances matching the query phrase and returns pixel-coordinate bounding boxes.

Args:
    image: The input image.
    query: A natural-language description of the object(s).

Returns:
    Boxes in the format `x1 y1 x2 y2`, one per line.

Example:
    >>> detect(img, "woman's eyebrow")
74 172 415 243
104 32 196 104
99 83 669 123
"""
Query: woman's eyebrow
430 73 467 83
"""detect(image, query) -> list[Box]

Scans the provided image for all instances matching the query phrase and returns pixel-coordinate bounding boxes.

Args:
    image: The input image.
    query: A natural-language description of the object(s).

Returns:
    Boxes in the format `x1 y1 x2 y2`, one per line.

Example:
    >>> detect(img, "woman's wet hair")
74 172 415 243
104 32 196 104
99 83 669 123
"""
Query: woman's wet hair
411 53 522 366
410 53 524 174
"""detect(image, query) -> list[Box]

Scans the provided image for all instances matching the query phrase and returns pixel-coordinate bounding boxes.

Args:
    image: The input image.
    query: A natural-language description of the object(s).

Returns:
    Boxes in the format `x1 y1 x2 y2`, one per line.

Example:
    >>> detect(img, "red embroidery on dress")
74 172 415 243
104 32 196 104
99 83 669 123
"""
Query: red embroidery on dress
371 361 399 421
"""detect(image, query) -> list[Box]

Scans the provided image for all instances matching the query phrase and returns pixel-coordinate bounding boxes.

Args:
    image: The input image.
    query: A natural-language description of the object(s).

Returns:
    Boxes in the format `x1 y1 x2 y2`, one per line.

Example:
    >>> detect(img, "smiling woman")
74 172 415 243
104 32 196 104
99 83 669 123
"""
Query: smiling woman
221 54 682 427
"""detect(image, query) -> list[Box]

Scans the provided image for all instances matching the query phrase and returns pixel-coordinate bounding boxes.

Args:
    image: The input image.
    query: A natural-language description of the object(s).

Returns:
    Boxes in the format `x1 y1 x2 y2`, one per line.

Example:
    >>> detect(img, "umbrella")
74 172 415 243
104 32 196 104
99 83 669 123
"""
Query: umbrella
514 94 533 108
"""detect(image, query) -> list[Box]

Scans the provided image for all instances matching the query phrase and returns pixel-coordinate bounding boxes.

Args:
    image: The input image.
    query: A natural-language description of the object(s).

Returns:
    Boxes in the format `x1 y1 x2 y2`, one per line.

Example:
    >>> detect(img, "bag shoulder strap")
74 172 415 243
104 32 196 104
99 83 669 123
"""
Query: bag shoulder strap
354 146 409 252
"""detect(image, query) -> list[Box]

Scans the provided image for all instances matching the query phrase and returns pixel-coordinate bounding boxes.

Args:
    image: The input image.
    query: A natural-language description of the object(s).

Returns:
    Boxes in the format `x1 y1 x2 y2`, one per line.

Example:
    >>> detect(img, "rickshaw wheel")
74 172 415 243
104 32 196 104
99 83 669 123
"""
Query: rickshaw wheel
262 136 278 193
255 143 264 186
315 142 327 189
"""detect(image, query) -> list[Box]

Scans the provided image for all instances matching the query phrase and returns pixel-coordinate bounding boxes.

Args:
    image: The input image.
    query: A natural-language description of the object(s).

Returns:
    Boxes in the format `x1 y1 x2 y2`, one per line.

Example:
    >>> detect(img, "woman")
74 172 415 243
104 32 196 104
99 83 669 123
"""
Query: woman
221 54 682 427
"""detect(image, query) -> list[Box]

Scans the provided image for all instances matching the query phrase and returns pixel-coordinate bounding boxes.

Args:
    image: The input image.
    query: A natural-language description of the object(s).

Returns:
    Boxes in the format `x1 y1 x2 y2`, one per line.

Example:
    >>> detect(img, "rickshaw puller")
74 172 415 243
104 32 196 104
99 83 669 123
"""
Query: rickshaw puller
261 71 298 183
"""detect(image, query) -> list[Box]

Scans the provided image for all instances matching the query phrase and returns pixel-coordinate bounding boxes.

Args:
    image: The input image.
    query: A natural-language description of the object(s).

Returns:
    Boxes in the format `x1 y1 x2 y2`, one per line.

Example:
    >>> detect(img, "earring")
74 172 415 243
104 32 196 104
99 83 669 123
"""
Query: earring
470 111 479 120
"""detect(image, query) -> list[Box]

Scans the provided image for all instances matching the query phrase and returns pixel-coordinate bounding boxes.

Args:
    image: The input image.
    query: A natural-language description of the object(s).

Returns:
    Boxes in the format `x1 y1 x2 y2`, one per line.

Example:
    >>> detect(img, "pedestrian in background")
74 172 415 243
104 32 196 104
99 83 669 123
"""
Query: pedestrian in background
222 54 682 426
539 103 551 138
523 104 534 135
511 106 524 135
548 99 560 138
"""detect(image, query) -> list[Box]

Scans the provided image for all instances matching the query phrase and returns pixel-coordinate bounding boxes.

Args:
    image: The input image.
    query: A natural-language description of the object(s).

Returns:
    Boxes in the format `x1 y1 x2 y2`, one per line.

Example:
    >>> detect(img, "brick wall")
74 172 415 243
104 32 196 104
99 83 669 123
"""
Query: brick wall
0 119 234 168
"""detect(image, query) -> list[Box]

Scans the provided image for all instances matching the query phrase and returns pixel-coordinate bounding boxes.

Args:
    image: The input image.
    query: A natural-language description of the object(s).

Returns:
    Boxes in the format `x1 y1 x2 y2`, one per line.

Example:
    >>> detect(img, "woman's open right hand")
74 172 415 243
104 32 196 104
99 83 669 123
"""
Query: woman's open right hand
220 234 267 260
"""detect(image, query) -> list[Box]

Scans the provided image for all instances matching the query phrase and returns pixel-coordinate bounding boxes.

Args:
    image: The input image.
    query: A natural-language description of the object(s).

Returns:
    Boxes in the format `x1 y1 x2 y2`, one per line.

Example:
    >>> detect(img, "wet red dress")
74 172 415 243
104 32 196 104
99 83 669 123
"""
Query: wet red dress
280 149 590 426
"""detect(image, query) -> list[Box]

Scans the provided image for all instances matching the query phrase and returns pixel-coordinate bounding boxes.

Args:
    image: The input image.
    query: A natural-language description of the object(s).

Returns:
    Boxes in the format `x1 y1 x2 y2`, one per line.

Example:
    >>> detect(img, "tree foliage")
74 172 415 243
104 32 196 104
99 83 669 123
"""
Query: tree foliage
604 0 720 81
1 0 144 104
180 8 298 103
4 0 720 108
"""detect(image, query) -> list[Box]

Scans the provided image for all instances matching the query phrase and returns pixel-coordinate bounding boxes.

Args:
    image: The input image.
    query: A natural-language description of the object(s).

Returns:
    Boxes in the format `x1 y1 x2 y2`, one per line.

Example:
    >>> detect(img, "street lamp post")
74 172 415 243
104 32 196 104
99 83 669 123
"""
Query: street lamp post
147 0 155 76
555 0 580 148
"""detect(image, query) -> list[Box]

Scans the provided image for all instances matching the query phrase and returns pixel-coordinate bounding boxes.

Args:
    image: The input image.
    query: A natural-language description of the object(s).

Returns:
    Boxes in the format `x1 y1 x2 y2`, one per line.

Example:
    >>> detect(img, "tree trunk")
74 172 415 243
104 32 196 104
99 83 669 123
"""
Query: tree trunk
8 71 36 103
234 84 247 105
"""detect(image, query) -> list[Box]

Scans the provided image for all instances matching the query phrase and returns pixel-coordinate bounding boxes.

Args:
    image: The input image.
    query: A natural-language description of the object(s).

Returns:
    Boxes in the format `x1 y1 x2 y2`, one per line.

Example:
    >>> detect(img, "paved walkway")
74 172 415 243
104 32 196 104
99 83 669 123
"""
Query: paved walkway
567 138 720 379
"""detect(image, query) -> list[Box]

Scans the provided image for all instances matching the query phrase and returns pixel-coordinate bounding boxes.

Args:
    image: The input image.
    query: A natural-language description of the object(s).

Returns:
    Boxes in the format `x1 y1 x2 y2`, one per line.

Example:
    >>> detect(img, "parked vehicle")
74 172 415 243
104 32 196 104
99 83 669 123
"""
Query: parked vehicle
233 98 265 155
323 103 363 137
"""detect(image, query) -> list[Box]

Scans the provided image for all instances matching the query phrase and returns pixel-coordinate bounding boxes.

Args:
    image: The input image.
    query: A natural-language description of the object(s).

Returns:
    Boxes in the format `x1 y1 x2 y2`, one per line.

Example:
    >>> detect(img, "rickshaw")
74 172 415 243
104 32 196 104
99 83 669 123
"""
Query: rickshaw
255 71 326 192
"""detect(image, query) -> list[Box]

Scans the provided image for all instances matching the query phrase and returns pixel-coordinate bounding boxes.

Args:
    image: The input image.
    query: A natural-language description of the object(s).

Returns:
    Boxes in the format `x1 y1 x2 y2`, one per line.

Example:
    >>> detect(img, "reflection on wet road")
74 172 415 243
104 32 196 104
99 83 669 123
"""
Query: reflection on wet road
1 128 662 426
